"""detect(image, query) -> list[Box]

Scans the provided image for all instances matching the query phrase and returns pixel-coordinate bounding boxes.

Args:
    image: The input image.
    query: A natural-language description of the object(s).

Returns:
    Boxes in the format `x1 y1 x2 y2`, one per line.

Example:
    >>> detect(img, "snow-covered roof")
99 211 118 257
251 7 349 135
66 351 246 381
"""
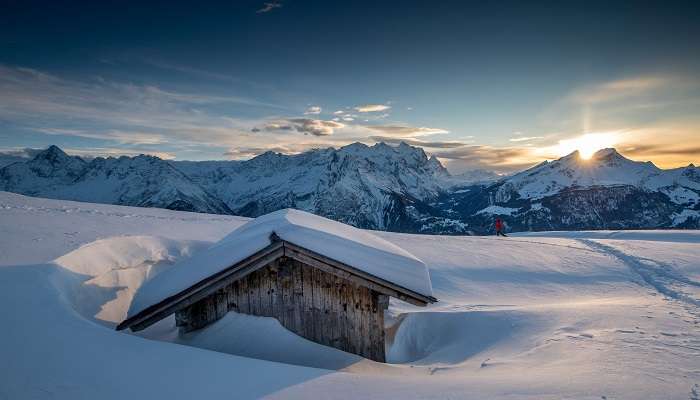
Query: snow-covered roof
128 209 433 318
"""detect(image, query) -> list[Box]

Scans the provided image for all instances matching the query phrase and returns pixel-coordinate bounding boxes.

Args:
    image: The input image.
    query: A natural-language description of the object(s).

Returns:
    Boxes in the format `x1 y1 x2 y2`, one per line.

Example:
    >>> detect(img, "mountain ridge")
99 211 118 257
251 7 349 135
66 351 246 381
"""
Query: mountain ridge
1 143 698 233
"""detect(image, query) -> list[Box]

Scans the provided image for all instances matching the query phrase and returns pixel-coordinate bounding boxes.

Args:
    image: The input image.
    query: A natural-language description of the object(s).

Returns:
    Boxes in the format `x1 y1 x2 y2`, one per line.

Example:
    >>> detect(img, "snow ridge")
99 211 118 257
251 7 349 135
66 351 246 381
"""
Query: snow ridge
2 145 699 234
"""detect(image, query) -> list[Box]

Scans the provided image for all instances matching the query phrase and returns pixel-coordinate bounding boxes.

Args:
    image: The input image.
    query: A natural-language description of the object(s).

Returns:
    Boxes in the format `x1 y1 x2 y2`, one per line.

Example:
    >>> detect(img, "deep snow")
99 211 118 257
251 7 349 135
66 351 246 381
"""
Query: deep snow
129 208 432 318
1 191 699 399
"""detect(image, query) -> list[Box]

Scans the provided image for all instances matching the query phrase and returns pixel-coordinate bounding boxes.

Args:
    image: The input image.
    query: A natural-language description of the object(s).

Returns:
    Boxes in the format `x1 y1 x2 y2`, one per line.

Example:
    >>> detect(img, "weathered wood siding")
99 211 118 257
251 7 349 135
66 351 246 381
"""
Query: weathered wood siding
175 256 389 362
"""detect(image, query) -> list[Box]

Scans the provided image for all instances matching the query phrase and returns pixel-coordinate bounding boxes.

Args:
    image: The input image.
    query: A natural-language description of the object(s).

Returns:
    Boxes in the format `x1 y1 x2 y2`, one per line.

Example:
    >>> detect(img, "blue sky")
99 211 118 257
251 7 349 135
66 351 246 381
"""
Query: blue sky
1 0 699 172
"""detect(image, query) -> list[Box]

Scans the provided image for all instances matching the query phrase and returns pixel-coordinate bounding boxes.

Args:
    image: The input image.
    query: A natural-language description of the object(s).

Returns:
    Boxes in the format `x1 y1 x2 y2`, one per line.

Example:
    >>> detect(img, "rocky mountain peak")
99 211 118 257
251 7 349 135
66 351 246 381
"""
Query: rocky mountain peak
3 143 697 234
26 145 86 179
32 145 78 165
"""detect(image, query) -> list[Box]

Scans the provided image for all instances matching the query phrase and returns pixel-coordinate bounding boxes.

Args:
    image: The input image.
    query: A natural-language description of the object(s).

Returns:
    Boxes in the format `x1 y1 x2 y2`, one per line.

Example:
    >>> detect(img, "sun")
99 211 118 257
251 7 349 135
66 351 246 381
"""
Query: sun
556 133 619 159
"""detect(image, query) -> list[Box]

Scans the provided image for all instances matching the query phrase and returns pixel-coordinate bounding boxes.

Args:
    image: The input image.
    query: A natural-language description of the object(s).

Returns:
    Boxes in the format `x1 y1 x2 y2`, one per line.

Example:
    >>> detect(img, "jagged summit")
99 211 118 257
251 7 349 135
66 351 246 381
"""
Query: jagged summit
0 145 230 214
32 145 84 167
1 143 453 231
498 147 671 200
36 144 68 158
2 144 698 233
176 140 451 230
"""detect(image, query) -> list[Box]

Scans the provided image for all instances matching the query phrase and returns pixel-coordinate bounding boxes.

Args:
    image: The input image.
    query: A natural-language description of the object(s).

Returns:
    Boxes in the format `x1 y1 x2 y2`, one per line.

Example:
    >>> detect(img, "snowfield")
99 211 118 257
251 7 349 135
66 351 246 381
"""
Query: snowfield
1 191 699 399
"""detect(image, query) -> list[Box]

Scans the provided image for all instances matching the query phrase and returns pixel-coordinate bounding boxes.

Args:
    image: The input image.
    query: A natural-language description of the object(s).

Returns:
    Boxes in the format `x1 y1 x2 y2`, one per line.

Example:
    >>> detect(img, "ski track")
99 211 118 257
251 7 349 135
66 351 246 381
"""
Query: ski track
578 239 700 307
578 238 700 400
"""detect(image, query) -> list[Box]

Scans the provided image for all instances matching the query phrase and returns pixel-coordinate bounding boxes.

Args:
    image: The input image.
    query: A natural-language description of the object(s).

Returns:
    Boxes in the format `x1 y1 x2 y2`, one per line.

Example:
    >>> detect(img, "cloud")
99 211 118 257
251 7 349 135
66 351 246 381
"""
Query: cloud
304 106 322 115
369 136 469 149
288 118 344 136
365 124 449 137
251 123 294 132
0 64 267 149
432 145 538 173
611 124 700 167
0 147 44 159
257 1 282 13
569 76 670 105
35 128 167 145
354 104 391 113
224 145 292 159
509 136 544 142
622 144 700 158
537 74 700 140
252 118 344 136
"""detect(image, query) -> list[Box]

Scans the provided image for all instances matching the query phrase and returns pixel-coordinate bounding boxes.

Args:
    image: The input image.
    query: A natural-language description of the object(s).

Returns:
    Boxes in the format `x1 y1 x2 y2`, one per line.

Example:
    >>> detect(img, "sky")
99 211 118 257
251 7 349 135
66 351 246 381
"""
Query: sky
0 0 699 173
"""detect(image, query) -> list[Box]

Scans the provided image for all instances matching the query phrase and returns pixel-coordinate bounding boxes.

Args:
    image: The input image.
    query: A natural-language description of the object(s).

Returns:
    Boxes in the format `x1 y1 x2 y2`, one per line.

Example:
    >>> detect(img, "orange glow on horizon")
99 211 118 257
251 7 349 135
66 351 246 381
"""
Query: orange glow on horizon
555 133 619 159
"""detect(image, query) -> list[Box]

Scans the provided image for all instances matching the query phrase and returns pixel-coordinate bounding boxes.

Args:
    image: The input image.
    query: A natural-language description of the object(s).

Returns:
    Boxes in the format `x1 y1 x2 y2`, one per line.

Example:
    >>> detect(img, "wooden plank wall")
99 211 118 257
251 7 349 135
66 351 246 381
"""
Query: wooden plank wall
175 257 389 362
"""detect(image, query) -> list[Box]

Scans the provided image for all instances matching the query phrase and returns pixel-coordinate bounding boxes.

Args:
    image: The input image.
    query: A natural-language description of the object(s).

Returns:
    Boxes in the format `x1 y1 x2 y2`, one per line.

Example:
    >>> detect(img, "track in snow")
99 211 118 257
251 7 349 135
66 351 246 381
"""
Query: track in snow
578 239 700 307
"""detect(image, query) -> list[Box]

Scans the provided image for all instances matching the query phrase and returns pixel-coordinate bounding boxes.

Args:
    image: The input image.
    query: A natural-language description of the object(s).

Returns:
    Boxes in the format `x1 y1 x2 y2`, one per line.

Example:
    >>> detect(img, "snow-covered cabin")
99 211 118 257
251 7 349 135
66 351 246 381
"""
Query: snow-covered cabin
117 209 436 362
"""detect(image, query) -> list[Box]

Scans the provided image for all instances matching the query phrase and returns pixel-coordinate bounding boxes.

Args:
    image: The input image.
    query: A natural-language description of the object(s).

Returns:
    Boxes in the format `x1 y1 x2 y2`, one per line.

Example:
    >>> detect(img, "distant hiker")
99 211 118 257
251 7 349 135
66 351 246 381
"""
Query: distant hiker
495 218 507 237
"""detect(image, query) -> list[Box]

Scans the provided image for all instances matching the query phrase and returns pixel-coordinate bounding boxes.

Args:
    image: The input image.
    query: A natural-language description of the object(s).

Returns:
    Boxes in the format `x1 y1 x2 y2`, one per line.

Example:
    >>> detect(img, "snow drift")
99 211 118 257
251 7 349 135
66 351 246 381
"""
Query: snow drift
1 192 699 399
128 208 433 318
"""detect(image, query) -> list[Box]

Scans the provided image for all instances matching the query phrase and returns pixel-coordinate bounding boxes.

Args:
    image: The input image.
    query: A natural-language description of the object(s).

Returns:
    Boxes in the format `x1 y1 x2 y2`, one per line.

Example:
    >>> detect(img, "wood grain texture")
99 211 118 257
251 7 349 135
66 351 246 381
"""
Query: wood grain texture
174 257 387 362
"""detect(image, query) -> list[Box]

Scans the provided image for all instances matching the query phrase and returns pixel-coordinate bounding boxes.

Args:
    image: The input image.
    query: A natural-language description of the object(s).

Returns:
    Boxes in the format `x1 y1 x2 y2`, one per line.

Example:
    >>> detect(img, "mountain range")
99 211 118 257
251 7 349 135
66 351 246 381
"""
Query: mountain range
1 143 698 234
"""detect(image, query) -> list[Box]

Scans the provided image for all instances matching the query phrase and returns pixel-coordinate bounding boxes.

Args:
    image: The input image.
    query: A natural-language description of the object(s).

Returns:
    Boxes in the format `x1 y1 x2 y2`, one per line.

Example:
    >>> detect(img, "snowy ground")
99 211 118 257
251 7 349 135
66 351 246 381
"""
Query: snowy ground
1 191 699 399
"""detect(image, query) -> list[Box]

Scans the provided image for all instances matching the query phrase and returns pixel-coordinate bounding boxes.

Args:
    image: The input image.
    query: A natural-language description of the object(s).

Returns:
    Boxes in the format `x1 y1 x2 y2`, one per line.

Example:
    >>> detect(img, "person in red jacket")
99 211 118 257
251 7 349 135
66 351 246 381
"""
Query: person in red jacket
495 218 507 237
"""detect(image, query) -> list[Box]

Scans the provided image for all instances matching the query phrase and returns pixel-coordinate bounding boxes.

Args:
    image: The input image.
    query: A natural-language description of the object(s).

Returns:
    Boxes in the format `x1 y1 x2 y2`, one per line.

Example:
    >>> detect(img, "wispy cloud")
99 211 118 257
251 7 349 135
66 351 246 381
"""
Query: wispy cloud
369 136 470 149
257 1 282 13
365 124 448 137
0 147 44 159
613 123 700 167
0 64 268 149
144 59 242 83
224 145 292 159
509 136 544 142
304 106 322 115
569 77 670 104
433 145 538 173
622 144 700 158
35 128 167 145
253 118 344 136
354 104 391 113
536 74 700 153
288 119 344 136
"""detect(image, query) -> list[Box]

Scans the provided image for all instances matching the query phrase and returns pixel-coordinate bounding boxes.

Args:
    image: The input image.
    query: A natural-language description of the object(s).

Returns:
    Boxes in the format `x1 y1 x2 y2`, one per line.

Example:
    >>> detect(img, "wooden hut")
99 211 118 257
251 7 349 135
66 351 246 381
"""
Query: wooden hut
117 209 436 362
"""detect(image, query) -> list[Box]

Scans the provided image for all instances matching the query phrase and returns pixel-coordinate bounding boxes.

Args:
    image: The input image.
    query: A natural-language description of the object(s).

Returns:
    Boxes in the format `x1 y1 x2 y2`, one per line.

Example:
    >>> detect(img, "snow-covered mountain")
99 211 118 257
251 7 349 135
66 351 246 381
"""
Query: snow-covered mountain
0 145 231 214
0 143 455 231
174 142 452 231
2 145 698 234
495 148 698 201
440 148 700 233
